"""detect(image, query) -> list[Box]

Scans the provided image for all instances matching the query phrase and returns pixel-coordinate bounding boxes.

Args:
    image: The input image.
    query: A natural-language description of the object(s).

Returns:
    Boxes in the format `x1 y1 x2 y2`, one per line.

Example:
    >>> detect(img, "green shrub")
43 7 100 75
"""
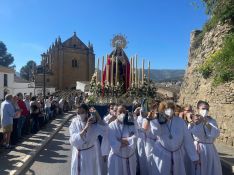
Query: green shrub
199 63 213 78
193 0 233 46
200 0 234 34
213 0 234 21
203 15 219 34
198 33 234 85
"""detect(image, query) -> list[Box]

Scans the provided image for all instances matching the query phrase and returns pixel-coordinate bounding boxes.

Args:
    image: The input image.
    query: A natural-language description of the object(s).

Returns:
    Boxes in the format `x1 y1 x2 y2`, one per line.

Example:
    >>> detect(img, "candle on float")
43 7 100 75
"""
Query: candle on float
129 57 132 88
107 65 109 85
111 55 114 86
116 57 118 85
101 56 104 86
96 58 99 83
135 55 138 86
142 59 145 85
106 54 109 62
106 54 109 85
138 66 140 86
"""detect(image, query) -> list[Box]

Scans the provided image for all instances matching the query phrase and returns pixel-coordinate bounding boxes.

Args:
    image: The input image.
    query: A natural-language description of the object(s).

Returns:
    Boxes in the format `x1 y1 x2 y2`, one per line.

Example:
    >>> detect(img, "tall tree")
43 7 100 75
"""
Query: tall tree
0 41 14 67
20 60 37 81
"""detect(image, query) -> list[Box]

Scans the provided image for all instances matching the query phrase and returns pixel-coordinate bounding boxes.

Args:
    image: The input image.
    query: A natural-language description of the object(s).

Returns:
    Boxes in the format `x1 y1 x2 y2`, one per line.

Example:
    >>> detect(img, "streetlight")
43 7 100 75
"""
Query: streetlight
41 53 48 100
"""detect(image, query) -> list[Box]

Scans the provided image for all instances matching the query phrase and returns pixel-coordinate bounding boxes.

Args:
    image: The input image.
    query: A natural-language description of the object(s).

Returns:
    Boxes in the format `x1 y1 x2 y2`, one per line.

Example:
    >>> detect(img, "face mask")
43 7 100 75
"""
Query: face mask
79 114 87 121
199 109 208 117
164 108 174 117
158 113 168 124
117 113 125 123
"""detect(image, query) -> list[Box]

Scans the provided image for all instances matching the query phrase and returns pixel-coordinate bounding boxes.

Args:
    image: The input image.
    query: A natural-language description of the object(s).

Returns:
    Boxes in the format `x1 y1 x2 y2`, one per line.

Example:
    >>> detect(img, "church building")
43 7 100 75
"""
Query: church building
35 32 95 90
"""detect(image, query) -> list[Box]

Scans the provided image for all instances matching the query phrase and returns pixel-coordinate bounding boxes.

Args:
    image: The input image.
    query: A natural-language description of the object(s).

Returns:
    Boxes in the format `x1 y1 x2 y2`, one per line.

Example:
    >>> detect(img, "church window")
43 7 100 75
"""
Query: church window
72 59 79 68
76 60 79 68
73 44 76 48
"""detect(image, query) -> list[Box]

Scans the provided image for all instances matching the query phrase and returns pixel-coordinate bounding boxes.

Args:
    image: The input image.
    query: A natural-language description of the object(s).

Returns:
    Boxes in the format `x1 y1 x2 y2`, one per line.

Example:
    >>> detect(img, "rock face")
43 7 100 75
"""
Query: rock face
179 21 234 147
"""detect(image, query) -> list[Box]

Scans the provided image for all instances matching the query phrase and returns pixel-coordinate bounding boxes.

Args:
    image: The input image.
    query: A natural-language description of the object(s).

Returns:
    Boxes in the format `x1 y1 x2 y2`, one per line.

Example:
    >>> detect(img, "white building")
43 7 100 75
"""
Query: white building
76 81 90 92
0 65 55 100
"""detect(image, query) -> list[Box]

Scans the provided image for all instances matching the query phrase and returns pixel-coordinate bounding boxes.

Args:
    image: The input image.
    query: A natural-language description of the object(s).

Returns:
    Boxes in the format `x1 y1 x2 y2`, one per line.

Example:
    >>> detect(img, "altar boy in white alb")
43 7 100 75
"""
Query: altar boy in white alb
69 104 105 175
107 105 137 175
188 101 222 175
145 101 199 175
135 106 149 175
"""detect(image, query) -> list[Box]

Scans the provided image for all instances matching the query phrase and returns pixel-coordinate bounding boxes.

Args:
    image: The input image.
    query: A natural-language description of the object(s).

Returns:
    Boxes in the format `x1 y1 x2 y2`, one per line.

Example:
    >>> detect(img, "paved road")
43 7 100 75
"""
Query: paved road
24 119 72 175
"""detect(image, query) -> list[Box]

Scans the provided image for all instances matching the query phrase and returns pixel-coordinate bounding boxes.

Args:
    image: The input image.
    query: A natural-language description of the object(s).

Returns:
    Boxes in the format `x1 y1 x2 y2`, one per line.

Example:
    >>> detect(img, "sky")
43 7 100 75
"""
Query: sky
0 0 208 72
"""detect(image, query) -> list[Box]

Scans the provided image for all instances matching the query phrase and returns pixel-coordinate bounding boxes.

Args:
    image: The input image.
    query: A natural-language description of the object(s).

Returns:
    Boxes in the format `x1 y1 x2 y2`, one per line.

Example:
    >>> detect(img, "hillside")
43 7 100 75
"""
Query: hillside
98 69 185 82
149 69 185 82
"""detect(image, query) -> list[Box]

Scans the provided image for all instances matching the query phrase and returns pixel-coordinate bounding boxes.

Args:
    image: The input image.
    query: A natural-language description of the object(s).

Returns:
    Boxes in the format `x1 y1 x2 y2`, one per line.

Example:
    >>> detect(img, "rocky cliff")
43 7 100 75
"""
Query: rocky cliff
179 21 234 146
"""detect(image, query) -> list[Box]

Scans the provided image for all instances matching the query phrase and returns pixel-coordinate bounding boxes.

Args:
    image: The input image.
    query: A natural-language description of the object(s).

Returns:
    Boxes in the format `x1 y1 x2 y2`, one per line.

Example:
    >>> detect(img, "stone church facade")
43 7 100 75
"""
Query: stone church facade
35 32 95 90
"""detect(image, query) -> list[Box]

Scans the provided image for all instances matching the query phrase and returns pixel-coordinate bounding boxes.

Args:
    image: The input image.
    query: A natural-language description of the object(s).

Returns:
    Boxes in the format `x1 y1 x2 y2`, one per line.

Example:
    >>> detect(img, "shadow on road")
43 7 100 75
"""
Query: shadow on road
0 153 23 175
32 133 70 163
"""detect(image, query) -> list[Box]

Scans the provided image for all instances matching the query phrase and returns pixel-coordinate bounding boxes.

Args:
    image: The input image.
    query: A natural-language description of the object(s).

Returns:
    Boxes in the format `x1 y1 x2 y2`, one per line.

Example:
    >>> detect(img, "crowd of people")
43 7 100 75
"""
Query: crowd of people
69 100 222 175
0 92 85 149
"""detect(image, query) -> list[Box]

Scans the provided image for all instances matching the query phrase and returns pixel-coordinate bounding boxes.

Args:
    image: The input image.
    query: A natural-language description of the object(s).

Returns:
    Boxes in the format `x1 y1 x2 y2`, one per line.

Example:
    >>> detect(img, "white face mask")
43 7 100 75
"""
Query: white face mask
117 113 125 123
79 114 87 121
165 108 174 117
199 109 208 117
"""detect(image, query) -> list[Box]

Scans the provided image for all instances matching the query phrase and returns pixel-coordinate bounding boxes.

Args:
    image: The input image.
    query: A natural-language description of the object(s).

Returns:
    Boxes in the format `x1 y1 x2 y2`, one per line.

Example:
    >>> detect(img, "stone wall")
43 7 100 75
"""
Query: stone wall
179 21 234 146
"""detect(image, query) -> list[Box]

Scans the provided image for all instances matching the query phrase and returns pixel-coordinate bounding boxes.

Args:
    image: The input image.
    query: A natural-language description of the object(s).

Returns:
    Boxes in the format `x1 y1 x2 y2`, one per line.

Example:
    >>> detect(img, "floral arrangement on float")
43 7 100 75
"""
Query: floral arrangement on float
88 53 159 105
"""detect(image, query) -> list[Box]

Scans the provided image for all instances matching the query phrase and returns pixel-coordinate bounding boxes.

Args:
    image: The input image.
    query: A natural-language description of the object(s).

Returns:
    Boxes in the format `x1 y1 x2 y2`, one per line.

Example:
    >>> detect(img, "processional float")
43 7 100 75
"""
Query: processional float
89 34 157 105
